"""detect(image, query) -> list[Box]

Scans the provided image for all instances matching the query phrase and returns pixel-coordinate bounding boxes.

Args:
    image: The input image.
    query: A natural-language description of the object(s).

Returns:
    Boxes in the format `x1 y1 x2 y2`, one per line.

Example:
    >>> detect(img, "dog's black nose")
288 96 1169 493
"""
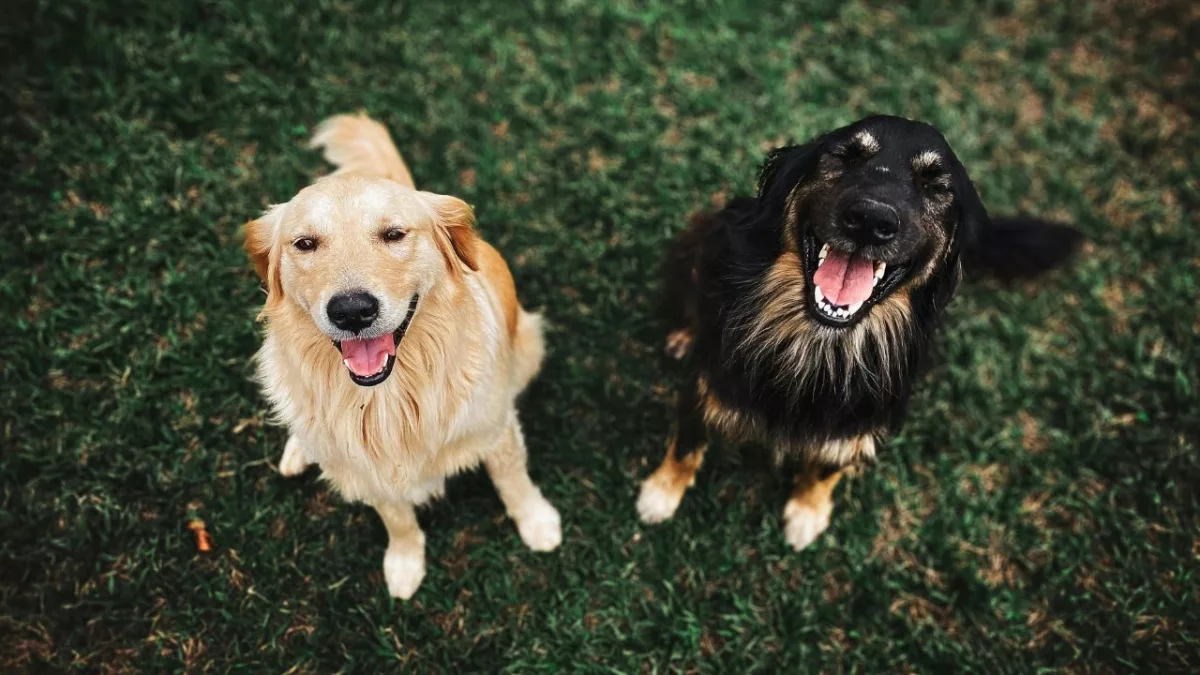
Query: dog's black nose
842 199 900 246
327 291 379 333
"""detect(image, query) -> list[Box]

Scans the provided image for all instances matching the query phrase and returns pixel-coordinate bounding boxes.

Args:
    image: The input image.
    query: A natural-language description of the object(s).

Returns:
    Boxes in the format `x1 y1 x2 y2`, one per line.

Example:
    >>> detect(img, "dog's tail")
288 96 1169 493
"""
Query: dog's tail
511 309 546 395
966 218 1085 281
310 114 415 188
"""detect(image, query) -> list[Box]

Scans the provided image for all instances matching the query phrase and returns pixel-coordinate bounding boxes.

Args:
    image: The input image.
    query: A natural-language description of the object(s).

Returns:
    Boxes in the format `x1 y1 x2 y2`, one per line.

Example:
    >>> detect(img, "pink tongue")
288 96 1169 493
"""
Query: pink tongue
813 249 876 306
340 334 396 377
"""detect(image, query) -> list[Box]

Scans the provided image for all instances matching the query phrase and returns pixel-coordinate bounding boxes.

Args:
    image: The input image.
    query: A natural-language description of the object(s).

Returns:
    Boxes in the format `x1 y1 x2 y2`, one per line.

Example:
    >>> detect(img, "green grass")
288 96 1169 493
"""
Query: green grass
2 0 1198 671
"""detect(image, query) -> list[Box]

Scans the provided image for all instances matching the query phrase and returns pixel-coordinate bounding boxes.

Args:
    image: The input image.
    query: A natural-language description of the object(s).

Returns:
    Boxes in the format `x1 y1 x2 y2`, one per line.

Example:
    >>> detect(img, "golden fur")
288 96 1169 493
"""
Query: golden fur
245 114 560 599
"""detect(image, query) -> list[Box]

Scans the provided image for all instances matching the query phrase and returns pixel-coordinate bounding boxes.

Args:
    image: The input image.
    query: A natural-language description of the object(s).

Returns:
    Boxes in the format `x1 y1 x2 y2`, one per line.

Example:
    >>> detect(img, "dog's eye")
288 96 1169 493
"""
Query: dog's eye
382 228 406 243
293 237 319 252
922 178 952 194
917 169 952 194
830 143 867 164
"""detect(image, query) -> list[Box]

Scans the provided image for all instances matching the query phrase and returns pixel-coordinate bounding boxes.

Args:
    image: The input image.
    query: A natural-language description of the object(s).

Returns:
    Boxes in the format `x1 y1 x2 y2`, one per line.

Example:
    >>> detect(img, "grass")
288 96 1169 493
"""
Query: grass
2 0 1198 671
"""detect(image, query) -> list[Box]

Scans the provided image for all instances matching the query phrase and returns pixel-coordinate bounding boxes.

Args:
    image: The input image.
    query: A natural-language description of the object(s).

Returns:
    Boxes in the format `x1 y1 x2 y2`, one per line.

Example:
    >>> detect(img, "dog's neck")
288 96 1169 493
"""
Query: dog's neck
724 252 921 395
260 275 486 454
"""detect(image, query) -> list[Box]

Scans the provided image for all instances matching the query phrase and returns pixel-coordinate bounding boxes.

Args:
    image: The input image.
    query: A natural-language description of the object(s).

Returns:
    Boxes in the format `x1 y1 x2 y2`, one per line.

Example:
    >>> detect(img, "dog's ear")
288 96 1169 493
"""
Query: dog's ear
243 205 286 311
756 141 823 206
429 194 480 275
949 159 989 258
919 158 982 311
753 140 831 236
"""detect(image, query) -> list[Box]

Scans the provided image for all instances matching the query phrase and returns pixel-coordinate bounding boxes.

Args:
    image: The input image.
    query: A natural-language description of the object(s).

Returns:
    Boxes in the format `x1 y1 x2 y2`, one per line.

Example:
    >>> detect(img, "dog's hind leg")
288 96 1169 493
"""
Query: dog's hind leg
484 415 562 552
278 434 313 477
660 212 715 360
637 380 708 523
375 501 426 600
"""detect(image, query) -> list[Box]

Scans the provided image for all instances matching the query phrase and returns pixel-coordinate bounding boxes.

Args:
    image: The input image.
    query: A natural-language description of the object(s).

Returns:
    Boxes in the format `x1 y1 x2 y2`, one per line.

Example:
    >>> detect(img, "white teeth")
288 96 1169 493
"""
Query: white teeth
873 262 886 283
814 287 866 319
818 244 829 264
343 359 352 370
815 283 870 320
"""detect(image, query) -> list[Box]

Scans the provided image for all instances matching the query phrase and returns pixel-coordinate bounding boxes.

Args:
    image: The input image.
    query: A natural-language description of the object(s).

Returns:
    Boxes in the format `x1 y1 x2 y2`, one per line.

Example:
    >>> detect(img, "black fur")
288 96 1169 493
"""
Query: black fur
966 217 1085 281
664 115 1083 466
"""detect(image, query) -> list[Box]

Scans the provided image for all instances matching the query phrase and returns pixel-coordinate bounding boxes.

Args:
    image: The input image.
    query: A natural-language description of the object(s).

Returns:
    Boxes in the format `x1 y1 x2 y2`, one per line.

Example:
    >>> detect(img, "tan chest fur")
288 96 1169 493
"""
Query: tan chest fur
256 275 515 506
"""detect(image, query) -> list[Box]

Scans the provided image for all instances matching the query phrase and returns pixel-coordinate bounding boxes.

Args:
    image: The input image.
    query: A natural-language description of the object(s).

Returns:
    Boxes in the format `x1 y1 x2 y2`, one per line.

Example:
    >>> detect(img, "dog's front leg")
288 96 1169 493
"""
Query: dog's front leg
637 379 708 523
484 416 562 552
782 436 872 551
375 502 426 600
782 464 844 551
278 434 314 477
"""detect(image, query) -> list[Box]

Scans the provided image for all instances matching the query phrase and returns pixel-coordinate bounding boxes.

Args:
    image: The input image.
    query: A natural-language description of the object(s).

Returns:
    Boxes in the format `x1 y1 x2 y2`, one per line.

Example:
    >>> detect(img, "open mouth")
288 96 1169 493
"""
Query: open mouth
332 295 419 386
804 236 906 326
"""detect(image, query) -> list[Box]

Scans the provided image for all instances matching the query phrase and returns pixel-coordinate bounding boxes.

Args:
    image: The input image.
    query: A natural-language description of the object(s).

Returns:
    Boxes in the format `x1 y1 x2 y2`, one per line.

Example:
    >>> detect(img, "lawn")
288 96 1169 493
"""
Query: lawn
2 0 1198 672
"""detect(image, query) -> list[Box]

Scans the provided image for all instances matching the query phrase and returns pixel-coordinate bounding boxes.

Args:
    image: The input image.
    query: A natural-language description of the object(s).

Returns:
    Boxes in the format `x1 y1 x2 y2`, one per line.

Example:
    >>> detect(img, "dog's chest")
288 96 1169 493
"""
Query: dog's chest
700 337 909 458
260 343 507 505
306 375 505 501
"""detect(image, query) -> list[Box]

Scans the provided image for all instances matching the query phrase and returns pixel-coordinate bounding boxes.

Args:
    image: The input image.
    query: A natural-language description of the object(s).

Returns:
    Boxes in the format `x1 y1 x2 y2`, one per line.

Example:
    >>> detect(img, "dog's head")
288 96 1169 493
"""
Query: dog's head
757 115 979 328
244 175 478 386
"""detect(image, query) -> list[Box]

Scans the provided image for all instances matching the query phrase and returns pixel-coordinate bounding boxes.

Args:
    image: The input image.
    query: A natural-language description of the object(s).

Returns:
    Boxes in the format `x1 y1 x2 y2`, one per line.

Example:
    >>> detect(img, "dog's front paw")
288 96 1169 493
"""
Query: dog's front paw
782 500 832 552
383 545 426 600
279 435 312 477
513 494 562 552
637 471 685 524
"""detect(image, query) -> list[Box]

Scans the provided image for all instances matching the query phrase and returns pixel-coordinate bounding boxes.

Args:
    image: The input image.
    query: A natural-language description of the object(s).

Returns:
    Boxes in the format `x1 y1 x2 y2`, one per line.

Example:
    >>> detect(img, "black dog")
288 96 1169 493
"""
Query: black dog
637 115 1082 550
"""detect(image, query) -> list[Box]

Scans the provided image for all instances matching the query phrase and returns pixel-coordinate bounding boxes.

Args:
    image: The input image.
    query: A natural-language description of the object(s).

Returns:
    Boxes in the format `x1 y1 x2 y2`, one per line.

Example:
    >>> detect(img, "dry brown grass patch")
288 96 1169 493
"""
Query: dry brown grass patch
959 526 1026 588
1026 601 1078 650
959 463 1011 498
1018 411 1049 453
889 594 961 636
871 472 943 587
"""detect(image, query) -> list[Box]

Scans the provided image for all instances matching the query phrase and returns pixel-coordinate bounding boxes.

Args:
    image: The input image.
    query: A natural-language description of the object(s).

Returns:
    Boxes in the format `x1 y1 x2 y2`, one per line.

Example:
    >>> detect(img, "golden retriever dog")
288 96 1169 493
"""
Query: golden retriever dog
243 114 561 599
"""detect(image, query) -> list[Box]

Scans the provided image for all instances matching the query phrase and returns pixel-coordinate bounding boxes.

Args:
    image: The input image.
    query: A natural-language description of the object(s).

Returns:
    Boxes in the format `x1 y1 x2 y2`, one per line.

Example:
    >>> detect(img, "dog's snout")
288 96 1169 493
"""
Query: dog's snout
327 291 380 333
842 199 900 246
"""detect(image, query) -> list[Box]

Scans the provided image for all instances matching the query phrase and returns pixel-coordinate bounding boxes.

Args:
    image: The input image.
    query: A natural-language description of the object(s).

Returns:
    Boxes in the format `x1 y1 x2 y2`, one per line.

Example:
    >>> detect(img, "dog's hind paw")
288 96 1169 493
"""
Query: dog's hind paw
383 545 426 600
782 500 832 552
514 494 562 552
636 473 685 524
664 329 694 360
279 435 312 477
